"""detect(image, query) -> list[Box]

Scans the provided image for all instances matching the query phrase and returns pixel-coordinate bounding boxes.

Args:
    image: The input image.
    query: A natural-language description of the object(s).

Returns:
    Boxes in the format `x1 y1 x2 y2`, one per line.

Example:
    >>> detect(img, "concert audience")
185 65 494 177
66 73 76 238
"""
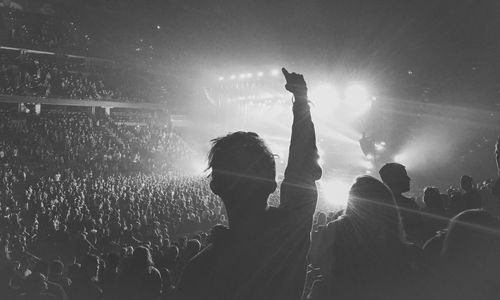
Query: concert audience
0 69 500 299
0 51 161 103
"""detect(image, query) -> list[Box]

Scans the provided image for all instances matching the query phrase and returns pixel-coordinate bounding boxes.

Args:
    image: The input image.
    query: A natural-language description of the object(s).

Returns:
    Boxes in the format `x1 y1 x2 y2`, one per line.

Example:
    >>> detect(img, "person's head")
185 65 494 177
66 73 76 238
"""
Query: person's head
49 260 64 277
460 175 474 192
33 260 49 277
379 163 410 194
208 132 277 210
186 239 201 258
345 175 405 242
106 253 119 270
164 246 179 262
442 209 500 265
209 224 229 245
159 268 172 288
24 273 48 294
130 246 153 269
316 212 327 226
81 254 99 280
441 209 500 296
423 187 443 210
67 263 80 281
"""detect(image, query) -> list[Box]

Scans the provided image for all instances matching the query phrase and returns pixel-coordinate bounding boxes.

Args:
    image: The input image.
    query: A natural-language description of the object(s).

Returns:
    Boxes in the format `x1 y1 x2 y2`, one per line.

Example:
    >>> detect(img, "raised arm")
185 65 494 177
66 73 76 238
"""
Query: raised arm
280 68 322 211
492 136 500 198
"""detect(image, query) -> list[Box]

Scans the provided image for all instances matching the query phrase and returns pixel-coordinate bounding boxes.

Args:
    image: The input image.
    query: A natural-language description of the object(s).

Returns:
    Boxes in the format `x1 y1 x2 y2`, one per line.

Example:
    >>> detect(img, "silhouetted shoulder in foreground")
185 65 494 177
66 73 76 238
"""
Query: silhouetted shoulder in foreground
314 176 422 300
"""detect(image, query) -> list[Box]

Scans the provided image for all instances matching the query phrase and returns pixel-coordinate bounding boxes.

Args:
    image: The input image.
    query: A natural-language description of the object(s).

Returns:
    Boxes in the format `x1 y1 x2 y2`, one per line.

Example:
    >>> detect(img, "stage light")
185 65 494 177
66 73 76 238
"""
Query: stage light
345 84 371 113
360 159 374 170
239 74 246 79
246 73 253 78
345 84 368 106
218 76 224 81
230 75 236 80
257 72 264 77
320 178 350 207
375 143 385 152
271 69 279 76
310 84 340 112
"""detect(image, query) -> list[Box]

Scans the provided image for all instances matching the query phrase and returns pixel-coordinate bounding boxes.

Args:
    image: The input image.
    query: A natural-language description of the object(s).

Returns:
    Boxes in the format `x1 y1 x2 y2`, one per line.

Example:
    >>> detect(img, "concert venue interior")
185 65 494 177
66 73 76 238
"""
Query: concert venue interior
1 1 500 299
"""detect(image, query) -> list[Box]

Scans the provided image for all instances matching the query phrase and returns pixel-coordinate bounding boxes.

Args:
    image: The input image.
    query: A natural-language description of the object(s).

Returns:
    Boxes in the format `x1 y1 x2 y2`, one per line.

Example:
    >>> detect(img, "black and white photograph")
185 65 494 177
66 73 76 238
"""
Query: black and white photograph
1 0 500 299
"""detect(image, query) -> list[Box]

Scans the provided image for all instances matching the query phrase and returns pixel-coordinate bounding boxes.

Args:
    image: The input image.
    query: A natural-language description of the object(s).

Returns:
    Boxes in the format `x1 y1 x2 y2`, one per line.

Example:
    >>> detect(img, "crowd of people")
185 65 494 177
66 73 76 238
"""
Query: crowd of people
0 108 226 299
0 68 500 300
0 51 162 103
0 0 165 66
0 2 89 53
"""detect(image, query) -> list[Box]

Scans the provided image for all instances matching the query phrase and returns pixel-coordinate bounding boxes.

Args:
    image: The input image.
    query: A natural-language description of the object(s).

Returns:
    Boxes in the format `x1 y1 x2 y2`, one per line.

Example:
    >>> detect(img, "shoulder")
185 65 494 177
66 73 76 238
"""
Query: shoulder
326 215 350 233
398 195 418 207
176 246 215 299
180 245 215 278
147 266 162 278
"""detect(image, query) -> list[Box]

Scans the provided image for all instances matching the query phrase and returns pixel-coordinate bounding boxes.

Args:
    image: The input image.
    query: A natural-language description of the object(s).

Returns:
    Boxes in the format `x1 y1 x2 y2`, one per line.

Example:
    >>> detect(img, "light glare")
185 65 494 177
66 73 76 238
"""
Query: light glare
320 179 350 207
345 84 371 114
310 84 340 112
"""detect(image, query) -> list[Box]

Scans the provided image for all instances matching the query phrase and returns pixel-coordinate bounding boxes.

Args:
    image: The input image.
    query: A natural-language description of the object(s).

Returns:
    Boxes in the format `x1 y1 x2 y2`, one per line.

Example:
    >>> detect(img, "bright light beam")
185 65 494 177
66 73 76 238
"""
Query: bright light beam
310 84 340 113
320 178 351 207
345 84 371 114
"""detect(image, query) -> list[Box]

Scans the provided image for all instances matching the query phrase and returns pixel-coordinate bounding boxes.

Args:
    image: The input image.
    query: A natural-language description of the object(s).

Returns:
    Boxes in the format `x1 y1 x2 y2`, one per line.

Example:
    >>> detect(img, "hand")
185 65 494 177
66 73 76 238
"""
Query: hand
282 68 307 97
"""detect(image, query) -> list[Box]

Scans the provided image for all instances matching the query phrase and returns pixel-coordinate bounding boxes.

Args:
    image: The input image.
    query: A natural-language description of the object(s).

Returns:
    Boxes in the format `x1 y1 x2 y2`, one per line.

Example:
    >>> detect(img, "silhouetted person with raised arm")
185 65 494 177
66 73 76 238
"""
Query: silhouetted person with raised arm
175 68 321 300
379 163 424 245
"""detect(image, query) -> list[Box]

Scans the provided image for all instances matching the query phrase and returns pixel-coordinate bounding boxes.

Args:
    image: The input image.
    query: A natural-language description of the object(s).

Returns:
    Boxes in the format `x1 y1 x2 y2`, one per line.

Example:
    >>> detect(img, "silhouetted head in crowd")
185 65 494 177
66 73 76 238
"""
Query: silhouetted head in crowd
460 175 474 192
379 163 410 195
159 268 172 287
345 175 405 242
130 246 153 270
316 212 327 226
81 254 99 280
208 132 277 213
185 239 201 258
164 246 178 262
24 272 48 295
442 209 500 266
441 209 500 298
49 260 64 277
67 263 80 281
209 224 229 245
423 187 443 211
33 260 49 277
106 253 119 270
